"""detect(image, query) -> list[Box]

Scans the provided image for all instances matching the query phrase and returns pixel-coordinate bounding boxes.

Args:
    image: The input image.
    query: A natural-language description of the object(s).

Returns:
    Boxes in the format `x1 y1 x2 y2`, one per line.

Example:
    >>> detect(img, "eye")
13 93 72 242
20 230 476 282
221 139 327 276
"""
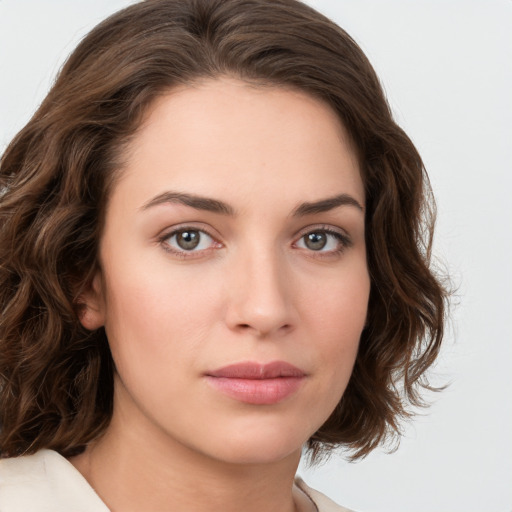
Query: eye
295 228 351 254
161 228 219 255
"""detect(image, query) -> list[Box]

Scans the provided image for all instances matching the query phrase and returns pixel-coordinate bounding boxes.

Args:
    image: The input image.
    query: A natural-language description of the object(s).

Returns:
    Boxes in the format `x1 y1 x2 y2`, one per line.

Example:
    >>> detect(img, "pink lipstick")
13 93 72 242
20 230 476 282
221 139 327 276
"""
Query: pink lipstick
205 361 306 405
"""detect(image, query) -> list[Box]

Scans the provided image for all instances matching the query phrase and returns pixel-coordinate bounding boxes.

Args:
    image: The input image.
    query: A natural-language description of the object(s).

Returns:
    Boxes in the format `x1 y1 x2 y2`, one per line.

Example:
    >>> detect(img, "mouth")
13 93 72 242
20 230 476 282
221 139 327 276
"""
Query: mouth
205 361 306 405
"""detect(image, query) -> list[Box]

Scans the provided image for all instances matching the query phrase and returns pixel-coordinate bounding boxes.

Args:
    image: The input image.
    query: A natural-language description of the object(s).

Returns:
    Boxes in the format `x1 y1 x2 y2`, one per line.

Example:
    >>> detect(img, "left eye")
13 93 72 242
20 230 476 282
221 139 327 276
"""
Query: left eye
164 229 216 252
295 230 346 252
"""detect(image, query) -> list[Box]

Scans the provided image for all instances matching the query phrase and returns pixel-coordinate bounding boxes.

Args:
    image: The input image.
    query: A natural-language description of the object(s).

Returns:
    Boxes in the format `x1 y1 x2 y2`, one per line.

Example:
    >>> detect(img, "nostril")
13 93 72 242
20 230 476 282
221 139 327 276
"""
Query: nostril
235 322 293 336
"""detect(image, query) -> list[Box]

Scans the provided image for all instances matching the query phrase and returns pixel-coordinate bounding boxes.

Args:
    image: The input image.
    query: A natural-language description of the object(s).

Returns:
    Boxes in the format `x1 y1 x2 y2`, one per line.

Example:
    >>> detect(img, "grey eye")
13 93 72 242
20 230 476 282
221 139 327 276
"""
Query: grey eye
175 230 201 250
303 232 327 251
295 229 349 253
161 228 218 256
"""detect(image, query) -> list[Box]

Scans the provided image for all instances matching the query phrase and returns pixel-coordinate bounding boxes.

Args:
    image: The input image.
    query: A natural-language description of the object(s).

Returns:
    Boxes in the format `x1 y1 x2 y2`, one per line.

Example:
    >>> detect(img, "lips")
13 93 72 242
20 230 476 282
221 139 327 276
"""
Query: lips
205 361 306 405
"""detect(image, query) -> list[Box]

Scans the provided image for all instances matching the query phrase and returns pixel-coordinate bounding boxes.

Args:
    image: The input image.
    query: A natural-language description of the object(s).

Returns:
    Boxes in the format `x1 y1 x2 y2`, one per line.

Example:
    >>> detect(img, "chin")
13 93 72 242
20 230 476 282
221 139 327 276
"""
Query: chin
198 424 308 466
214 444 302 466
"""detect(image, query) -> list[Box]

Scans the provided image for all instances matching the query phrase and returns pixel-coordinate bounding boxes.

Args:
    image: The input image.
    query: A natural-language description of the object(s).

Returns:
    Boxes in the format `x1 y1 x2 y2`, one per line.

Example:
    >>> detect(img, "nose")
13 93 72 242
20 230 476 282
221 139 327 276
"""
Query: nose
224 247 296 338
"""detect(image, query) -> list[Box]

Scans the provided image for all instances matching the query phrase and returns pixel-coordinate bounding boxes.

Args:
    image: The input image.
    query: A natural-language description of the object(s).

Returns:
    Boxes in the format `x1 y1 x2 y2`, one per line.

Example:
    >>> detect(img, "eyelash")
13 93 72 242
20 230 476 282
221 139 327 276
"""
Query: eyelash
158 225 221 259
158 225 352 259
293 225 353 257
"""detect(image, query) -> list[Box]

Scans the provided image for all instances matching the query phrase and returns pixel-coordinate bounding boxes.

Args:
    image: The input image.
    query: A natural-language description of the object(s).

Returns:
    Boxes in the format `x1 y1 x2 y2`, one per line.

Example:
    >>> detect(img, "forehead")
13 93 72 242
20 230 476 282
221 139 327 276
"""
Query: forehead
113 77 364 212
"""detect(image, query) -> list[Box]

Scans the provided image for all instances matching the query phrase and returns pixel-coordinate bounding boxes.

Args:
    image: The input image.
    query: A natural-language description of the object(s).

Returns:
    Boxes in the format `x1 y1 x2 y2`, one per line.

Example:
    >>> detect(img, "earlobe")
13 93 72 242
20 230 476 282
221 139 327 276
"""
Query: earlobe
77 272 106 331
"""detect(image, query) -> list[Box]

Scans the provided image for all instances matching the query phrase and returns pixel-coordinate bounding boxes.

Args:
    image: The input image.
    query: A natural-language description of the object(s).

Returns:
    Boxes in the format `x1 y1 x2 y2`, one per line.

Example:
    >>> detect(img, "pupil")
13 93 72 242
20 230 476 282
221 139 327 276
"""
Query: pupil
177 230 200 250
305 232 326 250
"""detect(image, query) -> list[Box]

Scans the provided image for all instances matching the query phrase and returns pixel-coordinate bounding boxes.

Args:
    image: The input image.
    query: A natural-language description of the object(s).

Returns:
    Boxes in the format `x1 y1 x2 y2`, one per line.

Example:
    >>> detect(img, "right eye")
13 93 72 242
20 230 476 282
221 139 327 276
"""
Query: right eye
160 228 220 256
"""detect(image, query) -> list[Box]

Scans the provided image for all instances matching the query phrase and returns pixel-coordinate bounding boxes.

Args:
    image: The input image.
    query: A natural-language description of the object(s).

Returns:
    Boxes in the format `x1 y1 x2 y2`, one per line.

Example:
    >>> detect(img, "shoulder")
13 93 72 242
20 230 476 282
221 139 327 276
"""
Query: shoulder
295 477 357 512
0 449 109 512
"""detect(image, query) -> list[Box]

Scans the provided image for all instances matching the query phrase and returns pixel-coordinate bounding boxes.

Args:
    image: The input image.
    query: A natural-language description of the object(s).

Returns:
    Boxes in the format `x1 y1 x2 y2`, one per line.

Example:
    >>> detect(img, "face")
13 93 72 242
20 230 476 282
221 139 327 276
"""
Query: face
82 78 370 465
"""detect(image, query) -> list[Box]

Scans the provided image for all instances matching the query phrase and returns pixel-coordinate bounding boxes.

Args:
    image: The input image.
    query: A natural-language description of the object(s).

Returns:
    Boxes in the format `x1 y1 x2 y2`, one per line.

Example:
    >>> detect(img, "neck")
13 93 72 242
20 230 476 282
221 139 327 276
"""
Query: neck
70 396 306 512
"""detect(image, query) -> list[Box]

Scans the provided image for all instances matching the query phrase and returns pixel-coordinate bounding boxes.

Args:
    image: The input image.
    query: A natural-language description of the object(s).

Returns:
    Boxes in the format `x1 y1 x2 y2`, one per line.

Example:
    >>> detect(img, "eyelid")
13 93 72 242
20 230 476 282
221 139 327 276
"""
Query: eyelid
157 223 223 258
294 223 350 238
292 224 353 254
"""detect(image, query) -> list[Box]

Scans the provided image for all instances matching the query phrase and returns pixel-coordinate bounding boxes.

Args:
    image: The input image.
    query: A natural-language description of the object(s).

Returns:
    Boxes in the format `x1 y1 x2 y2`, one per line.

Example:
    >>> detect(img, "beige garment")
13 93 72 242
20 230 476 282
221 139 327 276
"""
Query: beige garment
0 449 354 512
295 478 355 512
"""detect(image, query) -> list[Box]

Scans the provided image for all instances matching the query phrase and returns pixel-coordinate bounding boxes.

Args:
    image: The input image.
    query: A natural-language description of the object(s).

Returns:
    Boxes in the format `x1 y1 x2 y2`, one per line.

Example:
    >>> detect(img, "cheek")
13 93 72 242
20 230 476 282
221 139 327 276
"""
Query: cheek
298 262 369 401
302 261 369 341
309 270 368 379
101 262 220 373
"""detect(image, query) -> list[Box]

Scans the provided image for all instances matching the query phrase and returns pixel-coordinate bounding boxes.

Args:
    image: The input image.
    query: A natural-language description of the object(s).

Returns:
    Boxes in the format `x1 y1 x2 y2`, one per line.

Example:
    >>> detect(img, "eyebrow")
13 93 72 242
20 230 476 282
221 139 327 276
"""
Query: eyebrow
292 193 364 216
141 191 235 215
140 190 363 216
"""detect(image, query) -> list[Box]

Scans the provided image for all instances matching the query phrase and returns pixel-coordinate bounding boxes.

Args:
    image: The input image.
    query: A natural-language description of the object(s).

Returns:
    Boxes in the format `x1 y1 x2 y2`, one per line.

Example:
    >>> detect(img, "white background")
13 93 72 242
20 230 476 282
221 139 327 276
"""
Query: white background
1 2 511 511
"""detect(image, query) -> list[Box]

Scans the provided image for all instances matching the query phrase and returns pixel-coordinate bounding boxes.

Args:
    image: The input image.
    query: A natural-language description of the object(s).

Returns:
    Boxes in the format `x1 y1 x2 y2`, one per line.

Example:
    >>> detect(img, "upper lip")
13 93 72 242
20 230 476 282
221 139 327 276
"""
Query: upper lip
206 361 306 379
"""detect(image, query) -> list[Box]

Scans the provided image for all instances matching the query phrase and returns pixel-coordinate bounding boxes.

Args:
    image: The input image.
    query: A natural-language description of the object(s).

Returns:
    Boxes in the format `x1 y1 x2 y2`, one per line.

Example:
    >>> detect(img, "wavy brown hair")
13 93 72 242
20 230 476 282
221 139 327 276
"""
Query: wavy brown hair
0 0 447 460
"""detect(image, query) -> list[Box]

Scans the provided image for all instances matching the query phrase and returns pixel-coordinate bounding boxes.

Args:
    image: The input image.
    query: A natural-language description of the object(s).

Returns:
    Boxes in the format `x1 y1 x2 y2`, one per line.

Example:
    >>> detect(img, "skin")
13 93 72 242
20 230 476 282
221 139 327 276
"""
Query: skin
73 78 370 512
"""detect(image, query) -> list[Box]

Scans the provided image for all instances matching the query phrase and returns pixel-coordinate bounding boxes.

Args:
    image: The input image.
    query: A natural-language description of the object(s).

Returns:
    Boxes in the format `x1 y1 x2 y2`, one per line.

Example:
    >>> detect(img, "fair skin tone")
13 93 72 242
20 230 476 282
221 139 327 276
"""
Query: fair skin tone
72 78 370 512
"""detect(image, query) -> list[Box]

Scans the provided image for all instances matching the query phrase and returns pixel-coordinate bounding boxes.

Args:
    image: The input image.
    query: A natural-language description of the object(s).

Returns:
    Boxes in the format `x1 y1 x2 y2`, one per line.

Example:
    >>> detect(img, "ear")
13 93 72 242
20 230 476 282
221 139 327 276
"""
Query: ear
77 271 106 331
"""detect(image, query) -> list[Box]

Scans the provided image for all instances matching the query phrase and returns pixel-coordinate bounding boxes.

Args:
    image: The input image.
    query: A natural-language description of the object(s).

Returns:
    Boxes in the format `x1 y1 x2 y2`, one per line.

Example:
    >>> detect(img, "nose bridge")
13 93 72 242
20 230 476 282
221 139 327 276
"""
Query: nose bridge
225 239 295 336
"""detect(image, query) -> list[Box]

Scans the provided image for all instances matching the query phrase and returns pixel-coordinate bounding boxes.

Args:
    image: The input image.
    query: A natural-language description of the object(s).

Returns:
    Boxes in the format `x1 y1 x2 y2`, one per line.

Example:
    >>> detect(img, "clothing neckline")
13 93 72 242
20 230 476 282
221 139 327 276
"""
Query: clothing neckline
1 449 319 512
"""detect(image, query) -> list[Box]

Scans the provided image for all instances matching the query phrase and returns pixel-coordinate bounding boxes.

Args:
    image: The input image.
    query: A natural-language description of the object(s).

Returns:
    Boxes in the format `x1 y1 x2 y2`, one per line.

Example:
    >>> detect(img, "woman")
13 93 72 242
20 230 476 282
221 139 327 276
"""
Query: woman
0 1 447 511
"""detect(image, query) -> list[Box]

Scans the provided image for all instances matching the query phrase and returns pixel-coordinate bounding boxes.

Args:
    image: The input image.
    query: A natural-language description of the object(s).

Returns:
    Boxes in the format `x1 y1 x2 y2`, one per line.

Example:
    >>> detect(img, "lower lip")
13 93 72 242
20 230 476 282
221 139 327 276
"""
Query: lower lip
205 376 304 405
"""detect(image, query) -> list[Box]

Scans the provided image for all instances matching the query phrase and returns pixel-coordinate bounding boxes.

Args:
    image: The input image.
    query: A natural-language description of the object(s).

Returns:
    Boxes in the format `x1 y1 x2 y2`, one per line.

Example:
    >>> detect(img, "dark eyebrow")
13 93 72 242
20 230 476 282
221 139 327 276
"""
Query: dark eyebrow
140 191 235 215
292 194 364 217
